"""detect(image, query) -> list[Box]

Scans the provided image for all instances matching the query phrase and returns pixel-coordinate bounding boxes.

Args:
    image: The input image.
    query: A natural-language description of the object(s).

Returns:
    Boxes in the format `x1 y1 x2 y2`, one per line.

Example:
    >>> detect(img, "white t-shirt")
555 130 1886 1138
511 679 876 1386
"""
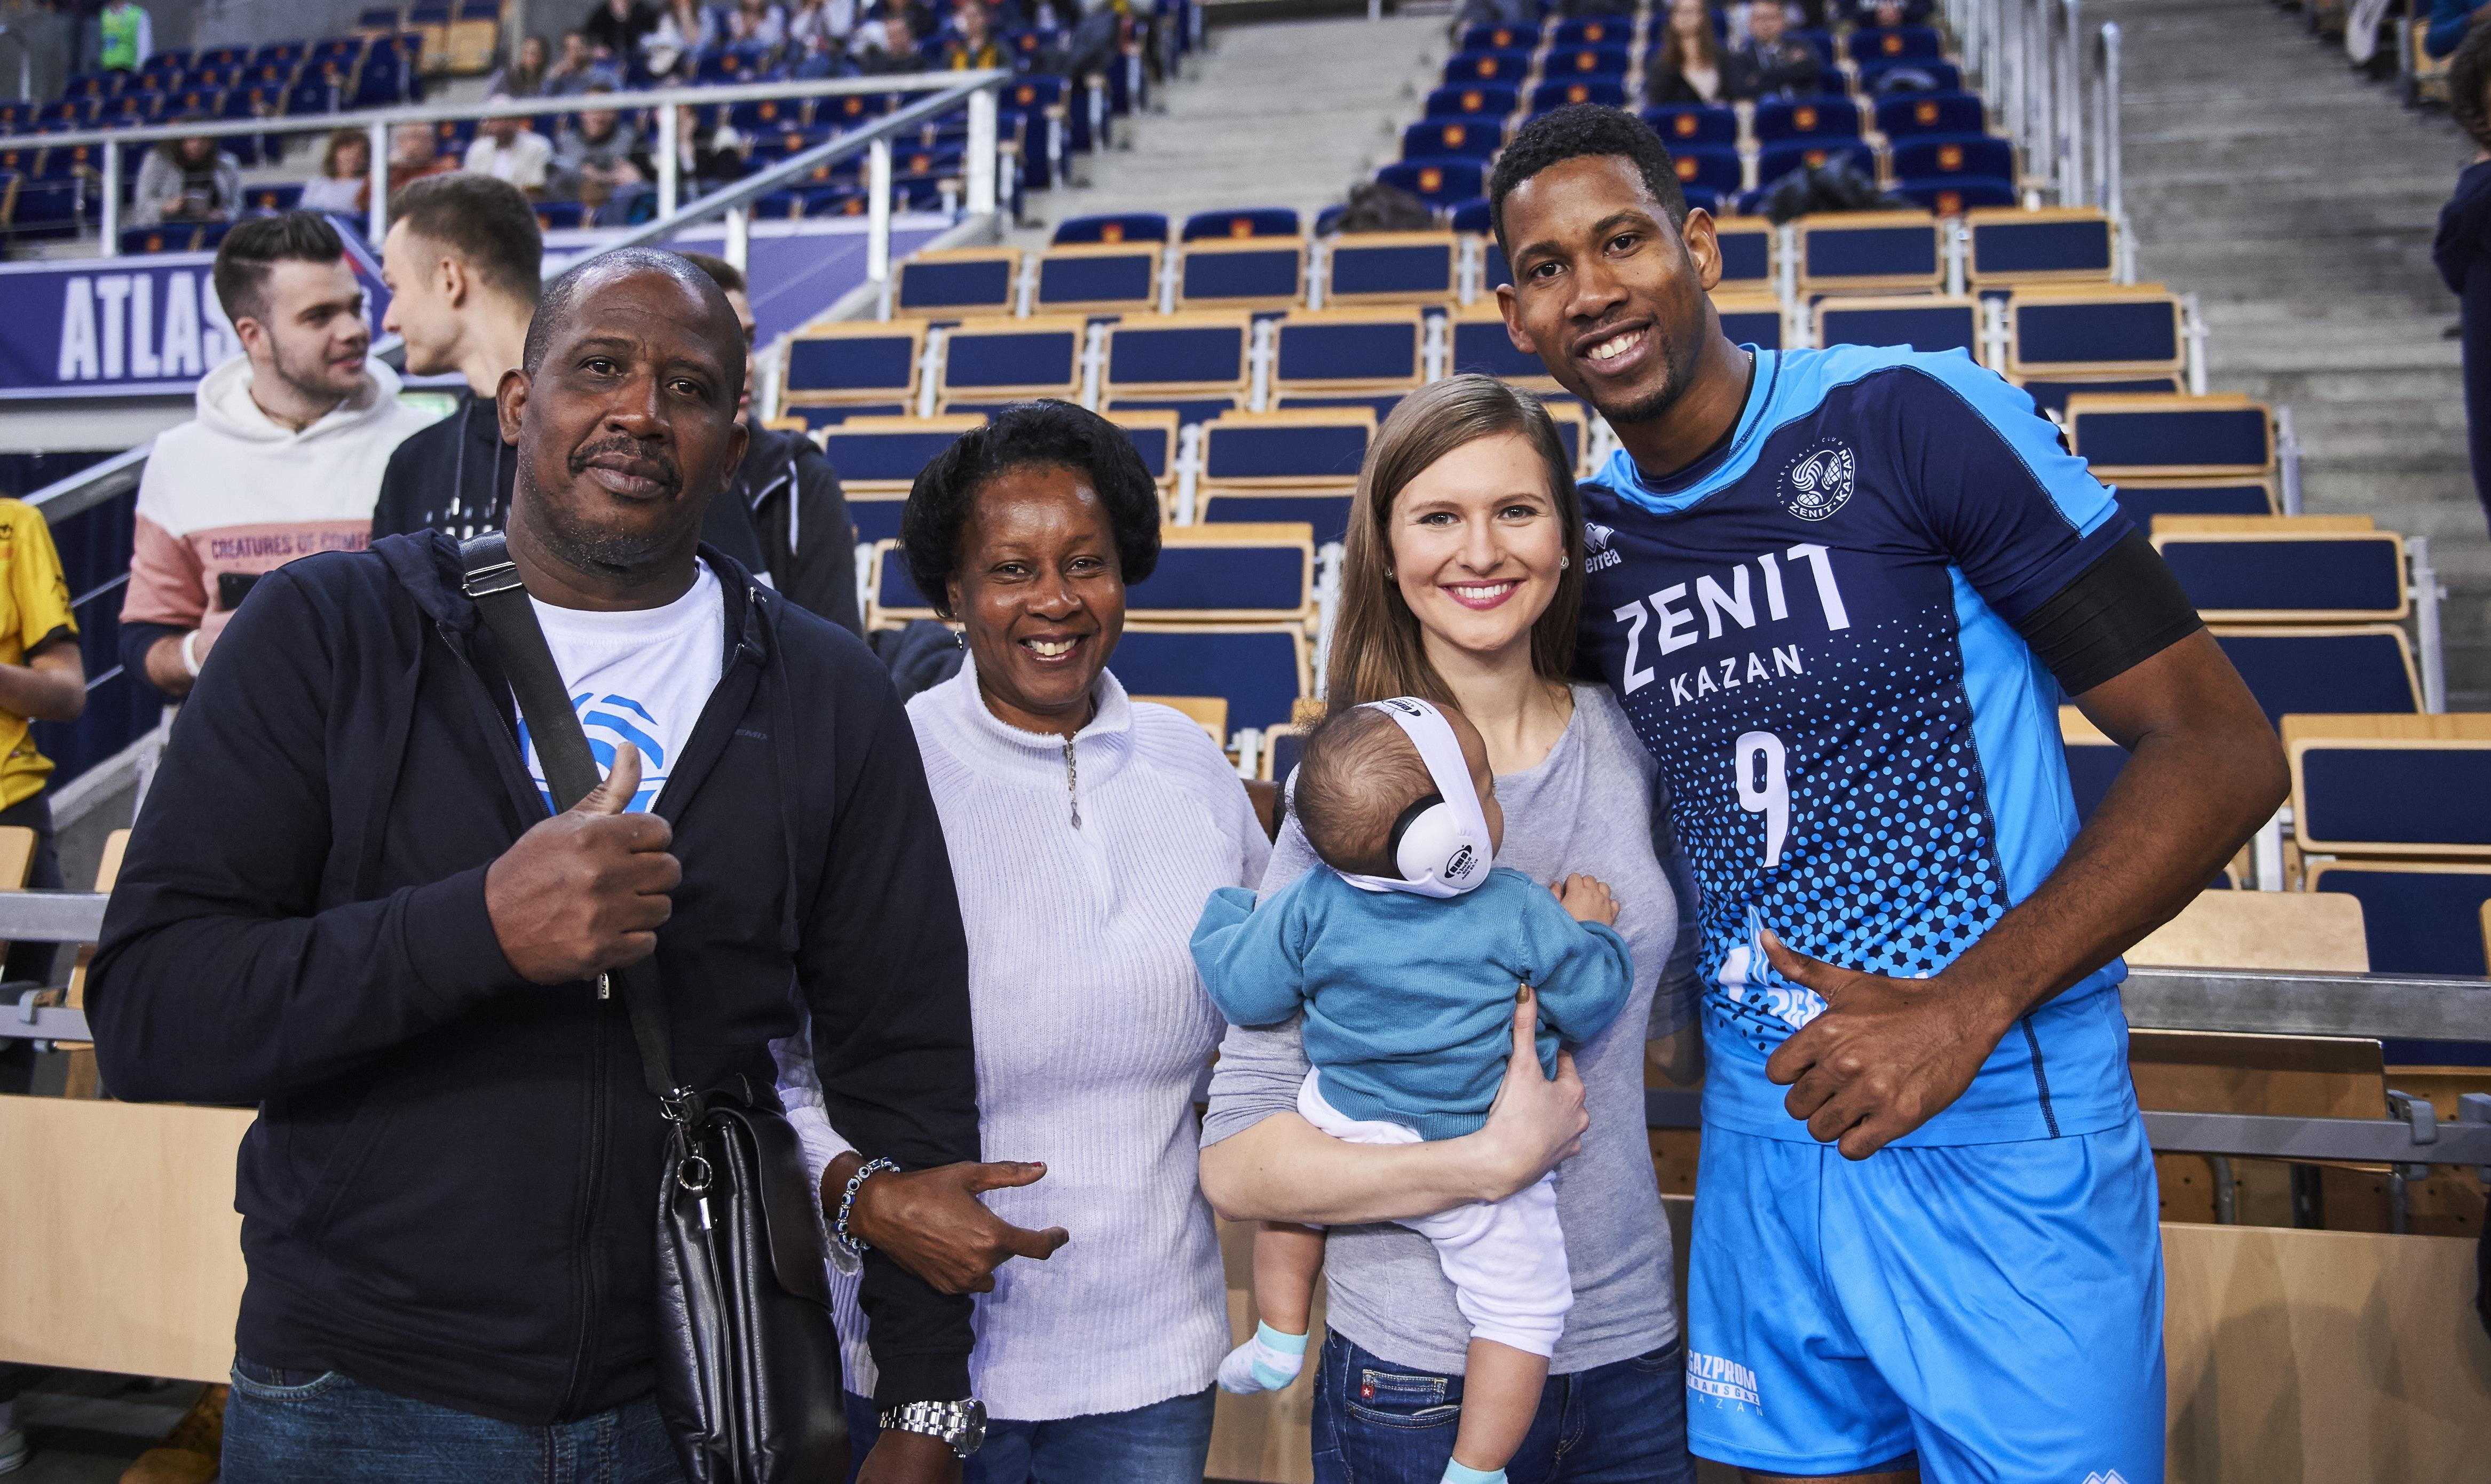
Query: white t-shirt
522 560 726 814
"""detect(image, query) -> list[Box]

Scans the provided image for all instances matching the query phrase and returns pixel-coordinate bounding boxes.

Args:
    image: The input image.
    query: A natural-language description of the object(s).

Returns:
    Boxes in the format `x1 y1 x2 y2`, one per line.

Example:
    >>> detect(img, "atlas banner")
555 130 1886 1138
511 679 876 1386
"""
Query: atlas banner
0 224 392 402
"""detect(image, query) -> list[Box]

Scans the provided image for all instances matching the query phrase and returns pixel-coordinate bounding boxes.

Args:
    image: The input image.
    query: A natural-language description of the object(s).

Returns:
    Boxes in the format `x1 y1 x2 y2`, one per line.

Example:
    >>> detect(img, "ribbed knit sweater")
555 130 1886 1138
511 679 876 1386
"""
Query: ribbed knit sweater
776 655 1271 1421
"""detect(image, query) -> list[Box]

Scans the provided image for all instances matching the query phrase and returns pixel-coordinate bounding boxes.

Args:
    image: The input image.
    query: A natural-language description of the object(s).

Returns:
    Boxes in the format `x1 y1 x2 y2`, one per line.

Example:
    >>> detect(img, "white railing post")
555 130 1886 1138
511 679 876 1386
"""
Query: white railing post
367 117 390 243
99 139 120 255
1247 316 1274 412
2410 536 2448 713
1079 319 1108 408
1173 422 1203 523
916 327 947 418
2098 22 2123 226
656 100 679 219
1307 237 1330 312
867 137 893 321
967 84 997 215
2276 404 2303 515
2254 811 2286 891
2059 0 2084 207
2181 292 2209 396
1980 295 2011 373
724 203 749 273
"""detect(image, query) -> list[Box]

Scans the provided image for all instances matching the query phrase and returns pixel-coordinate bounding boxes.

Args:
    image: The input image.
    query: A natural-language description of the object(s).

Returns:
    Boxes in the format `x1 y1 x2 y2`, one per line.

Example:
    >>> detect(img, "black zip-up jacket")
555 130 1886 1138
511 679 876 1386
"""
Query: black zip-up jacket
371 399 861 634
87 531 979 1424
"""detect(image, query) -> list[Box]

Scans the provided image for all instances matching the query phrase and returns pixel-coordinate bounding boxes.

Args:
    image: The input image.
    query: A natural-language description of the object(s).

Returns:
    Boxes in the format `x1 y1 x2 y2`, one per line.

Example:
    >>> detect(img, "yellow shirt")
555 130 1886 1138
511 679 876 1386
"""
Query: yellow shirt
0 499 77 811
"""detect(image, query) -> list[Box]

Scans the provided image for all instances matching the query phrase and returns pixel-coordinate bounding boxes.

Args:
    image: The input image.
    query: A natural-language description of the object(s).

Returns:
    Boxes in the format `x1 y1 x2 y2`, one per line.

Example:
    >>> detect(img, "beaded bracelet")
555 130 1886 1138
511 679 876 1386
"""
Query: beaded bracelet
834 1156 898 1258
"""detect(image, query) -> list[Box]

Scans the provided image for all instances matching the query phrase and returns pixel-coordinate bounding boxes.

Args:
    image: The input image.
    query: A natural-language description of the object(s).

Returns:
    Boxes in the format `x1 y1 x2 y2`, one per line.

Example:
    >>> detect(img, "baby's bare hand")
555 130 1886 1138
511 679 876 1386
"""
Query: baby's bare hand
1553 873 1619 926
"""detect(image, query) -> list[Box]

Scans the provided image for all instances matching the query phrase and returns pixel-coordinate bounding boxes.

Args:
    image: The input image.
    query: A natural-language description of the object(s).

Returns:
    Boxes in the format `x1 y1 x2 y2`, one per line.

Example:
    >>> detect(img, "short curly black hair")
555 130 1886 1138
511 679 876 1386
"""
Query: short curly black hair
1486 104 1689 253
900 399 1163 617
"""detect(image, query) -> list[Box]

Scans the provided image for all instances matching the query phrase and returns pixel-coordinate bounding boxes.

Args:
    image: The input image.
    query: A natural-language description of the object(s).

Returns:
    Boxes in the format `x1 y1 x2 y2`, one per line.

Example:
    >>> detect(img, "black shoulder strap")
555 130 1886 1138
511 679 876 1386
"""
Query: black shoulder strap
459 532 685 1106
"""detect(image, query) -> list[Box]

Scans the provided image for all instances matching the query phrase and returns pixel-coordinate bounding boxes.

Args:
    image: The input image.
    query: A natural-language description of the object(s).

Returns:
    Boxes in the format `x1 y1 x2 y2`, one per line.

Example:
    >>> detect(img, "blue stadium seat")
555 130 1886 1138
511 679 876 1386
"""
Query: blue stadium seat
2211 628 2421 727
727 97 804 133
351 55 409 108
2065 395 2273 479
1757 139 1878 187
1877 90 1986 139
2110 480 2275 527
1528 77 1628 115
2151 519 2408 624
532 201 585 230
252 40 309 68
784 322 924 409
1713 218 1776 291
309 37 364 66
1847 25 1944 63
1108 409 1180 487
1200 411 1373 485
1815 296 1979 354
1671 146 1744 197
1053 211 1169 245
821 415 983 495
1787 27 1839 66
1857 57 1962 92
750 190 808 222
1714 296 1786 351
1177 237 1303 309
1324 233 1457 306
2007 289 2184 378
1444 49 1535 86
1968 207 2116 285
1375 158 1484 207
2059 707 2124 824
1899 179 2020 216
1402 118 1502 161
1034 243 1161 315
1264 725 1307 782
1753 96 1863 145
1112 624 1309 734
242 181 304 213
1103 314 1252 401
1544 44 1632 78
937 317 1086 403
118 223 197 255
283 79 336 115
1892 134 2015 186
1446 307 1546 385
822 88 900 126
1126 526 1316 621
1797 213 1941 292
1272 312 1424 394
1448 199 1491 236
194 45 251 69
1641 105 1738 149
8 179 82 240
2289 723 2491 861
1426 84 1519 120
1548 17 1627 46
894 247 1021 319
1183 207 1299 241
1460 21 1539 51
2305 863 2491 977
1198 490 1355 545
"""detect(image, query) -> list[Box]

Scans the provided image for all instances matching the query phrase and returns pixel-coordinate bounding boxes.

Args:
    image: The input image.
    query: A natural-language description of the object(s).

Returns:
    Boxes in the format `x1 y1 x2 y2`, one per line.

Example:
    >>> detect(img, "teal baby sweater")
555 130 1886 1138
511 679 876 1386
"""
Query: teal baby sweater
1191 866 1634 1141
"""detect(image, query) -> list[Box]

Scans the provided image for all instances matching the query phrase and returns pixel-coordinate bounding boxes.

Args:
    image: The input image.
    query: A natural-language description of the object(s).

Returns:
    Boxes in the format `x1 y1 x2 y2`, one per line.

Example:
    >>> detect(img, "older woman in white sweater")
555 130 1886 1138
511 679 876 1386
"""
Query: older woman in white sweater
777 400 1270 1484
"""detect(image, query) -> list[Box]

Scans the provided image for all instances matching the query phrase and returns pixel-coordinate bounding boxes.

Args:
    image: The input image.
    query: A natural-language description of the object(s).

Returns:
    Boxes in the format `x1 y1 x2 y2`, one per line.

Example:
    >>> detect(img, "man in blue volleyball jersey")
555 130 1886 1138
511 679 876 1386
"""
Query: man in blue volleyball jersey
1488 105 2287 1483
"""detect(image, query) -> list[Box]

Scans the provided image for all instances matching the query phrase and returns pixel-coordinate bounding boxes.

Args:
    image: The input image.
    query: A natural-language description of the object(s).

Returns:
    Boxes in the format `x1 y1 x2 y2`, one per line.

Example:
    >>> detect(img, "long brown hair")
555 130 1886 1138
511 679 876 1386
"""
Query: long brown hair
1659 0 1719 73
1326 374 1586 713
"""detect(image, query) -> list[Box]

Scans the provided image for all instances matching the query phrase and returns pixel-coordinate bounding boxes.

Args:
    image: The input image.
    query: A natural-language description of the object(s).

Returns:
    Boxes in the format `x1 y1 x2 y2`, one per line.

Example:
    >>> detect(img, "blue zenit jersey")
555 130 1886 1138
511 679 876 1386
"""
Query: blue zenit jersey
1578 345 2140 1146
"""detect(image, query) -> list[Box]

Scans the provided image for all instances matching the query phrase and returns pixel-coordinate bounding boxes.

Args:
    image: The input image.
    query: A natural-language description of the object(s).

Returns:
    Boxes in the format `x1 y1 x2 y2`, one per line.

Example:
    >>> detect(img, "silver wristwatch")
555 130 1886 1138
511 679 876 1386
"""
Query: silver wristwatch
877 1398 986 1458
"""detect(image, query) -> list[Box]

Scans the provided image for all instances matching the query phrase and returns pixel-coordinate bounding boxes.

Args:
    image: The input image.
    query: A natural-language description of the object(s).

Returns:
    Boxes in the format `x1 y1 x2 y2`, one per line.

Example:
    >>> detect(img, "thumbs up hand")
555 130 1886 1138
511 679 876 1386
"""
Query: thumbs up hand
1758 929 2012 1161
485 743 684 985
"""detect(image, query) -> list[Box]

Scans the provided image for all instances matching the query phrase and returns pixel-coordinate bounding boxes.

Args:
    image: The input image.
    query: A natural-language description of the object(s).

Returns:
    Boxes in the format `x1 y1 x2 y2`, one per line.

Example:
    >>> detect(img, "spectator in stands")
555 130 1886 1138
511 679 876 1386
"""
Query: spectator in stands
1723 0 1822 100
583 0 661 65
2431 0 2488 59
543 27 621 95
89 247 1026 1483
643 0 719 78
790 0 860 57
666 101 753 196
851 4 936 73
1642 0 1728 106
387 119 457 195
96 0 147 73
117 213 433 702
0 499 86 987
373 173 541 541
553 87 650 223
2437 20 2491 535
298 126 371 216
484 31 551 98
942 0 1004 69
786 398 1260 1480
131 124 240 228
1836 0 1927 21
1200 375 1699 1484
681 250 861 630
464 109 556 197
729 0 792 51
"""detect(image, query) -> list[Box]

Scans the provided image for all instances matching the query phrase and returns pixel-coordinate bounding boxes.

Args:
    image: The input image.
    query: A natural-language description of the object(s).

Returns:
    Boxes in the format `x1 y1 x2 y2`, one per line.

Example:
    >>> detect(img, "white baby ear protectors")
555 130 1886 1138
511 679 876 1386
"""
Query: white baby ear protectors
1338 697 1494 899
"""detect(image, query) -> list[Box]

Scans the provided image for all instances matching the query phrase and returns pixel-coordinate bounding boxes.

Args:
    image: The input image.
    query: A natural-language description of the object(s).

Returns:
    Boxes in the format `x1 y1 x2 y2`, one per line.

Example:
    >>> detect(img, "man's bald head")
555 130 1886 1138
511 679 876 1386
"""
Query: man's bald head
523 247 745 390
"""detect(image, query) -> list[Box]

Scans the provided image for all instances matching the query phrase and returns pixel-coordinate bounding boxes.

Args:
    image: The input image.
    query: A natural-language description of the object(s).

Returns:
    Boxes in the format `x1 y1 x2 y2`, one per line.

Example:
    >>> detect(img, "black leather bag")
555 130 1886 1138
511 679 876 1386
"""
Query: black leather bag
461 534 850 1484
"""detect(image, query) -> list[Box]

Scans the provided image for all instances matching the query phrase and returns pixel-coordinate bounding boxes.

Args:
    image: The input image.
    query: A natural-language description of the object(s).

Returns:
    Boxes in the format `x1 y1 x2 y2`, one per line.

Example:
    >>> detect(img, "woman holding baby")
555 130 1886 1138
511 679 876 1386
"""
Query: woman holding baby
1200 374 1703 1484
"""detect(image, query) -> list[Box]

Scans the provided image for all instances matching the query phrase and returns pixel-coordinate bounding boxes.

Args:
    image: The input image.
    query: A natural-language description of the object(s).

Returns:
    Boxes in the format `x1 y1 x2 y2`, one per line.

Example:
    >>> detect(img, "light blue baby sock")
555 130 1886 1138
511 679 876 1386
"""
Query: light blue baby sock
1216 1321 1310 1393
1442 1462 1506 1484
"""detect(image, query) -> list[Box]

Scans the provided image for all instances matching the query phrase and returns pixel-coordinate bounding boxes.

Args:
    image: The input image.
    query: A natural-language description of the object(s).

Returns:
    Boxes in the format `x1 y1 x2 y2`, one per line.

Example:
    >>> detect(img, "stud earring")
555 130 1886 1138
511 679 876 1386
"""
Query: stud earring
1383 566 1395 579
1559 554 1569 571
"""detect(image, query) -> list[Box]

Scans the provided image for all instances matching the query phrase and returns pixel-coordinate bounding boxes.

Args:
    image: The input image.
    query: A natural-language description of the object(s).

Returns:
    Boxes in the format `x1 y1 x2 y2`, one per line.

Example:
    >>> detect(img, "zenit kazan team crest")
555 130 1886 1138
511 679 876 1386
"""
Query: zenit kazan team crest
1778 440 1856 522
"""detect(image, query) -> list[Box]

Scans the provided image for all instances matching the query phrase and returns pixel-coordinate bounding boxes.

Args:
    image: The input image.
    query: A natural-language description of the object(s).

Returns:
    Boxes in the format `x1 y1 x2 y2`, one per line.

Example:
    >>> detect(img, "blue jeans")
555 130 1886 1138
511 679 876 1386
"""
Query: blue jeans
1311 1332 1696 1484
840 1386 1215 1484
223 1357 686 1483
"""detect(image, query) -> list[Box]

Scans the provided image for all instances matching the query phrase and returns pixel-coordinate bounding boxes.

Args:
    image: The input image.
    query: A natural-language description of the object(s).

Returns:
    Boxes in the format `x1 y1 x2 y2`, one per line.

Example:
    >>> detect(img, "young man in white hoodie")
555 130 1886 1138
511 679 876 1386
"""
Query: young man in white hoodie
118 211 436 701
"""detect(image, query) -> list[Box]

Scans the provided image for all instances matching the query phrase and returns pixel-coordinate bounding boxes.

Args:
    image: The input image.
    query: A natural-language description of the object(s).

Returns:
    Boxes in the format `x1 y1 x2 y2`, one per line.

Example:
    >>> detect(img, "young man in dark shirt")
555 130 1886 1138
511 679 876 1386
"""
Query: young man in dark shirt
1490 105 2284 1482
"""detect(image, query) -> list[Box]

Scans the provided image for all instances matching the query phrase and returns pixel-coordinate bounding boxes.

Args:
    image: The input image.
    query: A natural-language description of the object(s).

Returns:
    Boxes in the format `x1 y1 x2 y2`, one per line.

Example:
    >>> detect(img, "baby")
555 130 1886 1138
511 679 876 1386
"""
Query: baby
1190 696 1631 1484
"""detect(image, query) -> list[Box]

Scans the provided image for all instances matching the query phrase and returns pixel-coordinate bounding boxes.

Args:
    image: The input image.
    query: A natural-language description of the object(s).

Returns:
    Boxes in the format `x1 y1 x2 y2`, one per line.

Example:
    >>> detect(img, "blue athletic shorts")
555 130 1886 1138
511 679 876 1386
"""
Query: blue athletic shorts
1684 1115 2166 1482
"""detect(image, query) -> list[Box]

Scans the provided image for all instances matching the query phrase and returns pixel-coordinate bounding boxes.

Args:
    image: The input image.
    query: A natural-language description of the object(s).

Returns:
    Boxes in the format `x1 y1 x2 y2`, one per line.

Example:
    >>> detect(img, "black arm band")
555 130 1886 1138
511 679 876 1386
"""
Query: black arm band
2013 527 2205 697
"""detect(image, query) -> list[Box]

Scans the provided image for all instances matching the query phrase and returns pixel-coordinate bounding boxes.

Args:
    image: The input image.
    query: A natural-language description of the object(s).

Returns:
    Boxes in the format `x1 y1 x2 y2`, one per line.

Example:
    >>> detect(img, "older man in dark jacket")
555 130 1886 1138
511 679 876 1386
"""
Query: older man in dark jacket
90 248 1054 1484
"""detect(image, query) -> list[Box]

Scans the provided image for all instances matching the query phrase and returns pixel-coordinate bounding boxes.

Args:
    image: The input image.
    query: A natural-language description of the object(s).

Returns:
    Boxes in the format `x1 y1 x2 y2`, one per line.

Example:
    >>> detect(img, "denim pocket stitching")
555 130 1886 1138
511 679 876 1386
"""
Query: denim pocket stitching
1342 1399 1463 1431
227 1365 347 1402
1342 1366 1458 1431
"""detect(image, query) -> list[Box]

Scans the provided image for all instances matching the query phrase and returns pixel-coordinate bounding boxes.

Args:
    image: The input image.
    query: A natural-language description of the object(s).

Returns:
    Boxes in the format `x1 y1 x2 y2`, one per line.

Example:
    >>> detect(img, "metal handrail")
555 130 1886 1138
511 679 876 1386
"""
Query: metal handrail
20 72 1008 523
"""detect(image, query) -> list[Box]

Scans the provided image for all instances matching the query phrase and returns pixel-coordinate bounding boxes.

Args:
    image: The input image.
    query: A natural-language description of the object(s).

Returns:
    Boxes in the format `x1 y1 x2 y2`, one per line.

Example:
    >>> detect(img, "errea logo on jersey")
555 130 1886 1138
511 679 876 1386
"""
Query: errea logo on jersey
1584 520 1620 572
1779 439 1856 522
